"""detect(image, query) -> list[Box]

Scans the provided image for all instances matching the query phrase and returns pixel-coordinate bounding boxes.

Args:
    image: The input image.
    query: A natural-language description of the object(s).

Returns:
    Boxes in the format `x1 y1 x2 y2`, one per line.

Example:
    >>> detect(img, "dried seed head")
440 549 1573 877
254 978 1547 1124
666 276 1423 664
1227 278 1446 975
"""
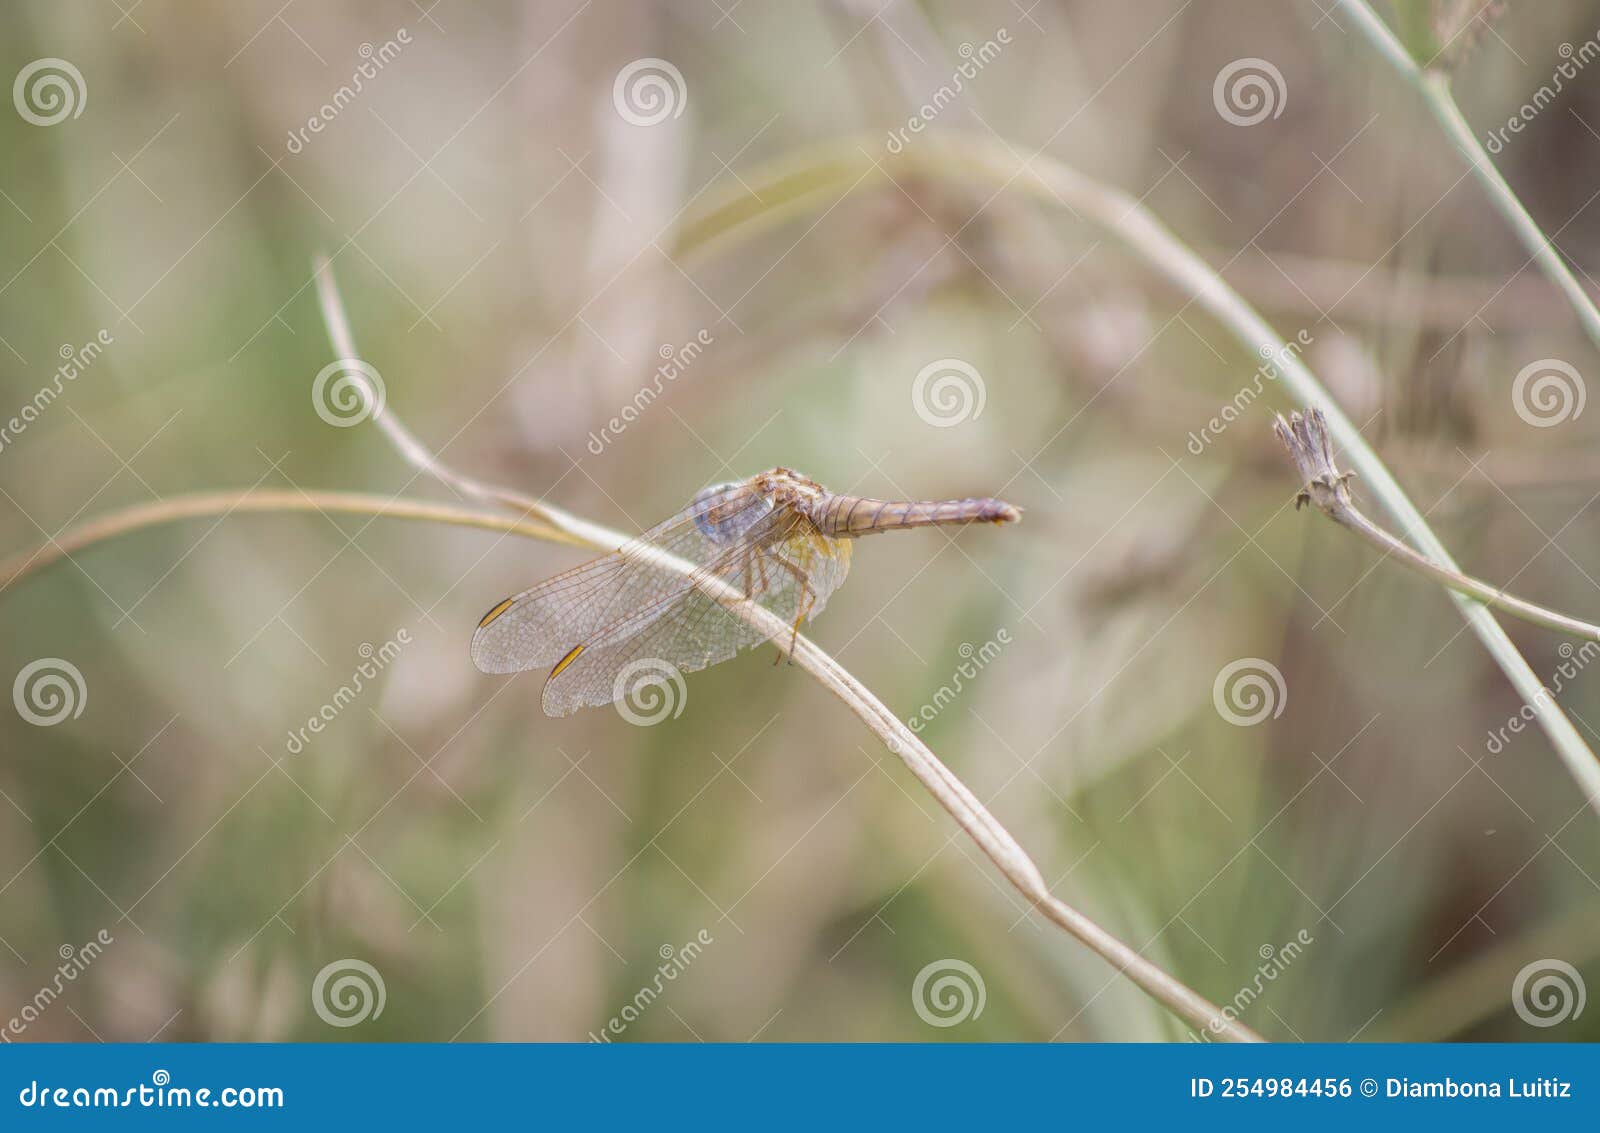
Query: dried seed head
1272 407 1355 511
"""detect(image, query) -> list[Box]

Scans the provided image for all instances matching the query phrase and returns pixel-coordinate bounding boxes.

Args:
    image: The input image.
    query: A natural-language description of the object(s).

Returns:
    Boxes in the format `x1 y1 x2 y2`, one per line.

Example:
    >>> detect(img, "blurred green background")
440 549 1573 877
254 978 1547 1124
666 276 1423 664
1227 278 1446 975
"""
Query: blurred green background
2 0 1599 1041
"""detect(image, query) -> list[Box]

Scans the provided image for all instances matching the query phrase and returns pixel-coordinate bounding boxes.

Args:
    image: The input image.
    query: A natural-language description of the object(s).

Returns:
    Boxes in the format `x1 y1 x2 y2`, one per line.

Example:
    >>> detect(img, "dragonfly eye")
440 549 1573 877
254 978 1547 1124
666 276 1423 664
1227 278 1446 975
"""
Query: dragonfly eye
692 480 770 546
692 481 740 508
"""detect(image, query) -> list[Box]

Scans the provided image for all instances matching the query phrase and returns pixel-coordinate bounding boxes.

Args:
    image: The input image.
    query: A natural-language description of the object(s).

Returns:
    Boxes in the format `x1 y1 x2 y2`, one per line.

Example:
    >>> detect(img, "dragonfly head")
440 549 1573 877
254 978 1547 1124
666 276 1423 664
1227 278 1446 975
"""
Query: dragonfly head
692 480 741 507
692 470 825 545
691 478 778 547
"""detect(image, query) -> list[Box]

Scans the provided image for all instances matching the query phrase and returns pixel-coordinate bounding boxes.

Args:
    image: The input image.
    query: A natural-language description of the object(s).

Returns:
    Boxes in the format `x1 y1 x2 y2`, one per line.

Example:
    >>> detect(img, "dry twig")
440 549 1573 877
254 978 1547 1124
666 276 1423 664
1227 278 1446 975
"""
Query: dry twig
1275 409 1600 643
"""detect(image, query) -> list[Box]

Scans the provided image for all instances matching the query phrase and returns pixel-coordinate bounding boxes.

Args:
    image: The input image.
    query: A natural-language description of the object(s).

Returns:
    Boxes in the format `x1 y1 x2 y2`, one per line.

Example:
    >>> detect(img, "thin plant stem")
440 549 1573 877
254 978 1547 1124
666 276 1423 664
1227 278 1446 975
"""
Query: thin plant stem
0 490 583 594
309 263 1261 1040
313 258 599 532
1276 409 1600 642
1338 0 1600 349
1336 506 1600 642
669 132 1600 814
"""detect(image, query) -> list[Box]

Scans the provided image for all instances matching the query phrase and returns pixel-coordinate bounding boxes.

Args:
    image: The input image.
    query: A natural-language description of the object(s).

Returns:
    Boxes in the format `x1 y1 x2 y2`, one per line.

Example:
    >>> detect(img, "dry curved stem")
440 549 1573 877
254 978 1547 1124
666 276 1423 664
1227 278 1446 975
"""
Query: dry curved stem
312 258 591 528
1276 409 1600 642
0 491 583 595
309 262 1259 1040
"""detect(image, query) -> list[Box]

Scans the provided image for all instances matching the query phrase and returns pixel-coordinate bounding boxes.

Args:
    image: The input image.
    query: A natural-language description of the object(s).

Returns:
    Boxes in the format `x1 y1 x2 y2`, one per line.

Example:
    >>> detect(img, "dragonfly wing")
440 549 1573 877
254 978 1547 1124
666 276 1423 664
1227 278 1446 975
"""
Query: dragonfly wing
541 524 853 716
470 483 773 675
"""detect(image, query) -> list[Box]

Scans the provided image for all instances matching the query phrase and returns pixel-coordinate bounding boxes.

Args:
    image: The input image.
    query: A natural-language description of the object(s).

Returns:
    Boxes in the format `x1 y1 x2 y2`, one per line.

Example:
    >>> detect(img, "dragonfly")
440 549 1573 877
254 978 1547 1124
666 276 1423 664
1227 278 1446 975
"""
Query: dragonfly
471 467 1021 716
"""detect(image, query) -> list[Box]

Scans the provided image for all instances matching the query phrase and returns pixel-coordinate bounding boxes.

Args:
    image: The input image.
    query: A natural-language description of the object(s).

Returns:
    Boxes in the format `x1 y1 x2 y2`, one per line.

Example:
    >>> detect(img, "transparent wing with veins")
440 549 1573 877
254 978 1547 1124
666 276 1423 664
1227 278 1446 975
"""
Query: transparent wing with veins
470 481 852 716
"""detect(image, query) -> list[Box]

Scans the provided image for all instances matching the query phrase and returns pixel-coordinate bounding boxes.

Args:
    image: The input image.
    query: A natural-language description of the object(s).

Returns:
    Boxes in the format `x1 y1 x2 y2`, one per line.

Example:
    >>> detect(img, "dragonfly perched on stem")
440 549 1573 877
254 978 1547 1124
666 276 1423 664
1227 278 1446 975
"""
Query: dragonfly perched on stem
472 467 1021 716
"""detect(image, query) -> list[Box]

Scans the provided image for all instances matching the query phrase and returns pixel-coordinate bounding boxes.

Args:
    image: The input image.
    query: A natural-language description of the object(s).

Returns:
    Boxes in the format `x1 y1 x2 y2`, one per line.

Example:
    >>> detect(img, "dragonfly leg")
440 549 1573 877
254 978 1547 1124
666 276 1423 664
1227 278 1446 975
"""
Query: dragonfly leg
764 553 816 665
785 590 815 661
742 551 793 665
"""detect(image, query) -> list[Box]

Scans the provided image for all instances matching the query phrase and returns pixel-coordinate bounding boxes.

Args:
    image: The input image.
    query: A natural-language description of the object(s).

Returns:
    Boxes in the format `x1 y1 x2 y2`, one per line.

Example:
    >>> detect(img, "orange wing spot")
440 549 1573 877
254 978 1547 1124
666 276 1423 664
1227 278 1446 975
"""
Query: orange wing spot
548 643 586 680
478 596 517 628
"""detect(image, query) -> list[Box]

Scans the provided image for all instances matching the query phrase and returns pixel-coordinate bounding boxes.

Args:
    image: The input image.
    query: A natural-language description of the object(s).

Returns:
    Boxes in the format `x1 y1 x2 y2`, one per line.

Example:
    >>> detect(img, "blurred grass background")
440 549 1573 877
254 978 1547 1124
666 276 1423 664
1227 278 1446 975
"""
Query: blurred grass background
2 0 1599 1040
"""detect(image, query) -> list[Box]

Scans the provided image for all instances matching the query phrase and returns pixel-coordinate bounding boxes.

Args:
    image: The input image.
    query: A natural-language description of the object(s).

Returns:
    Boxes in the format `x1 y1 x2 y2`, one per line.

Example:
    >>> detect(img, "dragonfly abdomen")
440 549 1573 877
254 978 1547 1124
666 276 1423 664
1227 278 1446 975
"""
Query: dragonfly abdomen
811 494 1021 538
